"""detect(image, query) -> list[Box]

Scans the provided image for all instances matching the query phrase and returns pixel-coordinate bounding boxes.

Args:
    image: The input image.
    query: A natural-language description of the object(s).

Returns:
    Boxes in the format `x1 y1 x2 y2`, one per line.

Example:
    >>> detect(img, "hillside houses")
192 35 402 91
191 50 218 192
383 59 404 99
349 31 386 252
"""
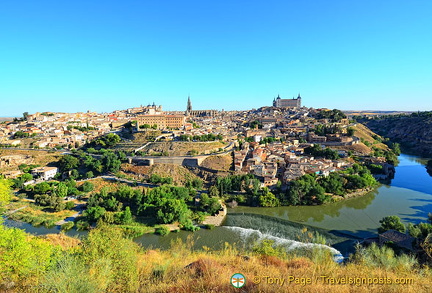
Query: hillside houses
1 111 119 149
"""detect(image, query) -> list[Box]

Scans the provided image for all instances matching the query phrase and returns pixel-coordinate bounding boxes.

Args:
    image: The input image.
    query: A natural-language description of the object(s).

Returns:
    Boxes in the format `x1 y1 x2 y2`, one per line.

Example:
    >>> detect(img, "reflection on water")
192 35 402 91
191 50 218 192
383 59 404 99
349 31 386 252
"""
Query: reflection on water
229 154 432 238
2 217 87 238
389 155 432 195
3 154 432 250
133 213 347 258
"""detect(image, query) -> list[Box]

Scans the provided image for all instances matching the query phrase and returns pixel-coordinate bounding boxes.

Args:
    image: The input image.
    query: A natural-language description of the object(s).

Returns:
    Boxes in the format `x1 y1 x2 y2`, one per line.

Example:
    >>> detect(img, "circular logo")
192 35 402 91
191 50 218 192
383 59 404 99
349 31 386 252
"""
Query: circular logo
230 273 246 288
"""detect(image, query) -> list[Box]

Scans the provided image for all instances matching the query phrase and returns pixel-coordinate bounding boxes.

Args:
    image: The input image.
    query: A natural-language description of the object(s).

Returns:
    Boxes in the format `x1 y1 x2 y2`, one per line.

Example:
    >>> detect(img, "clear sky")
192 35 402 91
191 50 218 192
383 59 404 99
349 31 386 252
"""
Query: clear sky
1 0 431 116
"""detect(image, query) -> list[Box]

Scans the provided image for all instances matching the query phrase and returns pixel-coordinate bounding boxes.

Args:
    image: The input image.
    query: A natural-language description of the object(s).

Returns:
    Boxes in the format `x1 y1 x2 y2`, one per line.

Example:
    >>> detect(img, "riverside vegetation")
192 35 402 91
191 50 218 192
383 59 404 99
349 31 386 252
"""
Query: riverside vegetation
1 221 432 292
2 178 432 292
2 128 397 234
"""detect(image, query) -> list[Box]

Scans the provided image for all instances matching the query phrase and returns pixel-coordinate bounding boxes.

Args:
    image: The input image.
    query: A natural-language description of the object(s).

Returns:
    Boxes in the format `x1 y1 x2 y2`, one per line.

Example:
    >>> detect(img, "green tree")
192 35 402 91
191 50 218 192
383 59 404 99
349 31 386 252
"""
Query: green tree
0 223 56 283
0 178 12 207
81 181 94 193
101 133 121 147
21 173 33 182
139 124 151 129
33 182 52 194
92 160 103 173
85 206 107 223
70 169 80 179
59 155 79 172
85 171 94 179
258 188 279 207
102 151 121 173
56 182 69 198
378 215 406 233
156 198 189 224
407 223 422 238
208 185 219 197
321 172 345 196
120 206 133 224
206 198 222 215
65 201 75 210
13 131 29 138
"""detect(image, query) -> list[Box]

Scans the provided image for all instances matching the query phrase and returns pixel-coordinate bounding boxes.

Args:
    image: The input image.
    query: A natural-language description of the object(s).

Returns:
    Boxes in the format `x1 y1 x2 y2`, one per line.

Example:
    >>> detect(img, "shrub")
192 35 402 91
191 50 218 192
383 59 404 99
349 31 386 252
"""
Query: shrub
65 201 75 210
204 224 215 230
61 222 75 232
155 226 170 236
180 219 200 231
76 220 90 231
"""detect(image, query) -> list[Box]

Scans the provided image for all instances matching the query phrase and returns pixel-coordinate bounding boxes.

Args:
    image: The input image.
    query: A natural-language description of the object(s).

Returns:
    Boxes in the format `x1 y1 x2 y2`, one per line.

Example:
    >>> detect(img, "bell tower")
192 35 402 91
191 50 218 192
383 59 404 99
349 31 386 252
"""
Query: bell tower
186 96 192 113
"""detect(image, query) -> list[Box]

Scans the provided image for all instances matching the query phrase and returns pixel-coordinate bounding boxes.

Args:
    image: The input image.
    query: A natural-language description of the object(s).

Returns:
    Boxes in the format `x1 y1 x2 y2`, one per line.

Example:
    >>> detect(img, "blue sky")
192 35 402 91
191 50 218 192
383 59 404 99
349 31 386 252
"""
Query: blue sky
1 1 431 116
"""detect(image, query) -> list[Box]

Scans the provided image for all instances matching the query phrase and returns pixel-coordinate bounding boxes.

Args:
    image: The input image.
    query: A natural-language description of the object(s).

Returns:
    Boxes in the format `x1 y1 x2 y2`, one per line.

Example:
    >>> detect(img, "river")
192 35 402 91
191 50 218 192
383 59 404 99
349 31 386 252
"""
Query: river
4 154 432 256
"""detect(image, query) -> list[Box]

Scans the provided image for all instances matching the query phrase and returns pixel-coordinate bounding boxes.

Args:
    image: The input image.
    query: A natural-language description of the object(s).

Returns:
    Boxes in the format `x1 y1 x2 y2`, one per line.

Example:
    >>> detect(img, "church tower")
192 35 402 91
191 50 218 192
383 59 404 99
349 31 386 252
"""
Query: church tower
186 96 192 114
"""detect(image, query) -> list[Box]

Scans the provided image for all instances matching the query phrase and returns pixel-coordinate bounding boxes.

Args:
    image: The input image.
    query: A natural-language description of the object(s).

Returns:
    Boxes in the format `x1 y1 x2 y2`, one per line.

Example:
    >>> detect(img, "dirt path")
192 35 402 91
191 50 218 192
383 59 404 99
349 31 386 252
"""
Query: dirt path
5 205 28 216
55 203 85 226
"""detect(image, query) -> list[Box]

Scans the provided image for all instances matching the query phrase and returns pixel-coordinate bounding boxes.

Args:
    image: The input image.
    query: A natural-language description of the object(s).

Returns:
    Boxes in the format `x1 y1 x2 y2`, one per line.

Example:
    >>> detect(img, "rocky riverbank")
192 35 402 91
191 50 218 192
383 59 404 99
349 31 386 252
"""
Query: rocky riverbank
202 201 227 226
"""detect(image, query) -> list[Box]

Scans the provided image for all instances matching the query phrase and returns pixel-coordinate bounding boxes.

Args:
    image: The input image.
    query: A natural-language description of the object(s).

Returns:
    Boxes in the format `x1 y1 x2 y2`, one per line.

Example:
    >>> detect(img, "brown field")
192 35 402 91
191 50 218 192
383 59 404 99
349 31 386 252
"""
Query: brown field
201 154 233 171
121 163 200 185
77 177 132 193
141 141 226 156
0 149 61 172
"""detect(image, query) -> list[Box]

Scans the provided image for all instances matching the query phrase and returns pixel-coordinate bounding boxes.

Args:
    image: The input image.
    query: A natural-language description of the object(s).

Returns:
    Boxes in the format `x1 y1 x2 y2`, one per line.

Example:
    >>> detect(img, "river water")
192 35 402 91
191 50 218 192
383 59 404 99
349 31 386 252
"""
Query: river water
4 154 432 256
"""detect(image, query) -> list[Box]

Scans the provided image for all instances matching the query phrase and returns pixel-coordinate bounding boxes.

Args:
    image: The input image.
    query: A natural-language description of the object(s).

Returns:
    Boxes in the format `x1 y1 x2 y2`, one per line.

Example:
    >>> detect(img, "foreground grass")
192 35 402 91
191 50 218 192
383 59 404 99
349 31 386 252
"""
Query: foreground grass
136 241 431 293
2 223 431 293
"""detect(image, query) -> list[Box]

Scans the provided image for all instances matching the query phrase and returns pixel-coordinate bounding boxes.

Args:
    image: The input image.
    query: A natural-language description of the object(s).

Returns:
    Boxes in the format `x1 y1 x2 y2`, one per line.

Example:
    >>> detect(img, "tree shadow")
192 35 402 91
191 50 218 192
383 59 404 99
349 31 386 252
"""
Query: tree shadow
399 199 432 224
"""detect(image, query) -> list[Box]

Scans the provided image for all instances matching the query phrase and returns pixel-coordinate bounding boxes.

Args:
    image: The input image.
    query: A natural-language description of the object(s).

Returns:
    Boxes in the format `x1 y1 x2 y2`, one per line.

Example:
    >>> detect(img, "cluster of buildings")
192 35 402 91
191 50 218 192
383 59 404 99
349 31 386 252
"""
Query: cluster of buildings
0 111 114 149
0 94 360 188
234 140 350 188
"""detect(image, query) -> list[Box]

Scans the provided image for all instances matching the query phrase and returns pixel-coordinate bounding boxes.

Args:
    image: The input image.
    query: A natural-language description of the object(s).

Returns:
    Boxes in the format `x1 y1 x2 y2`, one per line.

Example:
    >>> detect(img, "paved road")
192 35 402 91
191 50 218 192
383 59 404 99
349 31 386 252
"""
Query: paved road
0 147 68 153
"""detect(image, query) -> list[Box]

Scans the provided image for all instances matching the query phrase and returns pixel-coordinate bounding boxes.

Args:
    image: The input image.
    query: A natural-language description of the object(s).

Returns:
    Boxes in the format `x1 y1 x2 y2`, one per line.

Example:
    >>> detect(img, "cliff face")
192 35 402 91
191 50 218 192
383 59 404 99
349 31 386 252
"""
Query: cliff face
362 116 432 157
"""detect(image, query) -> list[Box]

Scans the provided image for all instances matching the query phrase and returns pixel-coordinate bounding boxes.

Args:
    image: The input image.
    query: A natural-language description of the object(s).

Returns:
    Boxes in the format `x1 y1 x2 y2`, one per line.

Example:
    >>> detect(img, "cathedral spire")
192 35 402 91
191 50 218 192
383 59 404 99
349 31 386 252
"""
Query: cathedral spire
186 96 192 113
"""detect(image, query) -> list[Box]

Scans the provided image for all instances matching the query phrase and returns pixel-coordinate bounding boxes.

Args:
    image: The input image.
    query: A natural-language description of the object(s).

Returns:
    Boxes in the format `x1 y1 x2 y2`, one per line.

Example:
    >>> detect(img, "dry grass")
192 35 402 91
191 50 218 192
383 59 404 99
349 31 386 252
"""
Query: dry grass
77 177 126 193
135 244 432 293
0 149 61 172
201 154 233 171
353 124 388 150
142 141 226 156
121 163 200 186
42 233 81 249
333 143 373 155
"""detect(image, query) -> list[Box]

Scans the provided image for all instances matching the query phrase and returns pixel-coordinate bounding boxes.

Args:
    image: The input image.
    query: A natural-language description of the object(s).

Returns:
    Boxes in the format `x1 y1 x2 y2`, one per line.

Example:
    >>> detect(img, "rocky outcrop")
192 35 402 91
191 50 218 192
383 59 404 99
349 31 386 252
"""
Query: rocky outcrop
0 155 34 168
362 116 432 156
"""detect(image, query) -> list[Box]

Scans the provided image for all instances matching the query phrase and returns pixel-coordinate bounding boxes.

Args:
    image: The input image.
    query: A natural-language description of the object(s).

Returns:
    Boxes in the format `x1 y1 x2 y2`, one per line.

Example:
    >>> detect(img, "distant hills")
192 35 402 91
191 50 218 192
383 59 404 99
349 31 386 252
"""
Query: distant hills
360 112 432 157
343 110 413 117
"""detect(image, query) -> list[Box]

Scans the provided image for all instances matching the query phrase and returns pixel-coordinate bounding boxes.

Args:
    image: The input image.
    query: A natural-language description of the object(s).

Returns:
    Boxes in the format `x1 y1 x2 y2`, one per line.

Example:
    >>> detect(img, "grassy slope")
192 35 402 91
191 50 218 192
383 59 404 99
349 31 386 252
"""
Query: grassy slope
200 154 233 171
333 123 389 155
141 141 226 156
39 233 432 293
121 163 200 186
0 149 61 172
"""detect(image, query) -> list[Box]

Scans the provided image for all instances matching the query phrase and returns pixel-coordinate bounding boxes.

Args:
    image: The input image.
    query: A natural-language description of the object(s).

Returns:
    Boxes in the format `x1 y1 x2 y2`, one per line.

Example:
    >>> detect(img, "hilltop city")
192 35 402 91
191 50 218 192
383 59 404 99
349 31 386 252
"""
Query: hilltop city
2 94 432 293
0 94 396 189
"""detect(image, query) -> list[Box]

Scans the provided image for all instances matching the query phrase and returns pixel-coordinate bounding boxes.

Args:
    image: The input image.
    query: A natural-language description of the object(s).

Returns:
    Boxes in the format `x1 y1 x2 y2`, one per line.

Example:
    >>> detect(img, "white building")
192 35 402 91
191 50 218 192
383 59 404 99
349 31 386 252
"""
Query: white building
31 167 58 181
